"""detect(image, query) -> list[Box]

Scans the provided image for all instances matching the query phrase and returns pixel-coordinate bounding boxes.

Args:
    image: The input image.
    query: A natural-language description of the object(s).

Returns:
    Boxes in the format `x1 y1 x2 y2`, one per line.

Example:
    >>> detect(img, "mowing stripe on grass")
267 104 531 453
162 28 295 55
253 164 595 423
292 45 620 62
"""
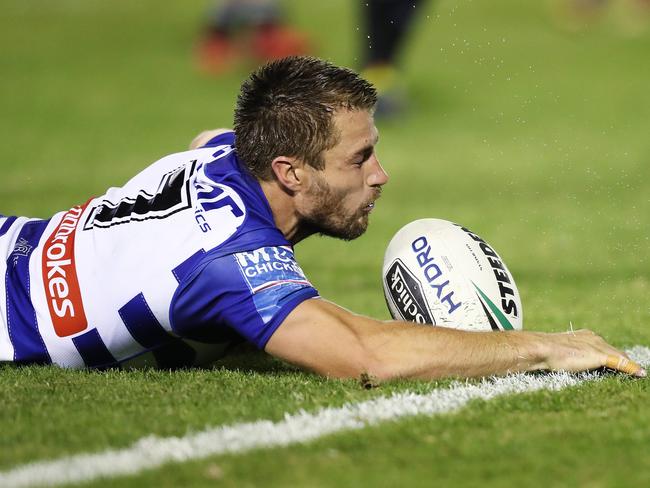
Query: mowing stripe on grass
2 346 649 488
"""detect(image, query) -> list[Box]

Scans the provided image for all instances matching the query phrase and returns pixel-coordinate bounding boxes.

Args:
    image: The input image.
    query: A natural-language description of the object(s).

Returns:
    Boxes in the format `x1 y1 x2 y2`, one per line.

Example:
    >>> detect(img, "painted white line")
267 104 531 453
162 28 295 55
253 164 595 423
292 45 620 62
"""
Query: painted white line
2 346 649 488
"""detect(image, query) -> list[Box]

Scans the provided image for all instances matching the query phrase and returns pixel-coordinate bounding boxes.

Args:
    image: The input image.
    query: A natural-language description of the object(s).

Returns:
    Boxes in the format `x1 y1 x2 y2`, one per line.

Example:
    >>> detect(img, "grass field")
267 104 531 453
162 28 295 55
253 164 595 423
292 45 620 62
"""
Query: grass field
1 0 649 486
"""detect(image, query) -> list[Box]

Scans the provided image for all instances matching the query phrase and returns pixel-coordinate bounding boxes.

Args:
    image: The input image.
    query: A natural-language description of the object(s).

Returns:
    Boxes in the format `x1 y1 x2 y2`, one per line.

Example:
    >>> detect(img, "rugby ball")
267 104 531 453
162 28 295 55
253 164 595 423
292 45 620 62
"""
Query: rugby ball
382 219 522 331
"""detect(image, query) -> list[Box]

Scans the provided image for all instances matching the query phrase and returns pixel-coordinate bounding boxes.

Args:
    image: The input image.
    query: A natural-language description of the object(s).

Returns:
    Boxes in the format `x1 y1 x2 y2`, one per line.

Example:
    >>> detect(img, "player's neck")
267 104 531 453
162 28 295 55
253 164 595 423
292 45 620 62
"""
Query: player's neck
259 180 315 246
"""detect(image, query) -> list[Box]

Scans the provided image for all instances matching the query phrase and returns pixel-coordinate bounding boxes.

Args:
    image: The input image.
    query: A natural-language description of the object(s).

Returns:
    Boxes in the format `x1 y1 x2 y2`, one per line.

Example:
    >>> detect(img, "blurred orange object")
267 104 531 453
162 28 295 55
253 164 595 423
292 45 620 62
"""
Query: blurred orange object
196 33 239 75
250 24 310 62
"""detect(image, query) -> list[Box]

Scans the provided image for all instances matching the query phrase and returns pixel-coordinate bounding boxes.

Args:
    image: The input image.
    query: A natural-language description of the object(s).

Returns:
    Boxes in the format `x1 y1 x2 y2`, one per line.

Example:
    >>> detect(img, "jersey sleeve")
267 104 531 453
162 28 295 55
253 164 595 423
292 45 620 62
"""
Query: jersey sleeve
169 246 319 349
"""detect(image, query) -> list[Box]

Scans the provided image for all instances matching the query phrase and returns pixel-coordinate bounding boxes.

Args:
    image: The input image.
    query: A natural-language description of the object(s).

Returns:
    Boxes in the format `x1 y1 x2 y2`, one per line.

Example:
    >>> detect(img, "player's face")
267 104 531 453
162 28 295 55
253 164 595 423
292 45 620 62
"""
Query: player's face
302 109 388 240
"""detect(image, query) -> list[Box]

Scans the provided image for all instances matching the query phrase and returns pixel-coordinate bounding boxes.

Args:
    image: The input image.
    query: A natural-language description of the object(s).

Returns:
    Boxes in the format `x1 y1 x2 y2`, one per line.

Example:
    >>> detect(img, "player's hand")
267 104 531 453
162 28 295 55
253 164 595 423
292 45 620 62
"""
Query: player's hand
538 329 645 377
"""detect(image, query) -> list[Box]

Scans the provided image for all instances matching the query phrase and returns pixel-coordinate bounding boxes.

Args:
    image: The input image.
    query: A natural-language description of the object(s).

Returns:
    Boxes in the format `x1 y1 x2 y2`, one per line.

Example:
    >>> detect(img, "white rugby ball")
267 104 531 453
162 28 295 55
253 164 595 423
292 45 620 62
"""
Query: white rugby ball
382 219 522 331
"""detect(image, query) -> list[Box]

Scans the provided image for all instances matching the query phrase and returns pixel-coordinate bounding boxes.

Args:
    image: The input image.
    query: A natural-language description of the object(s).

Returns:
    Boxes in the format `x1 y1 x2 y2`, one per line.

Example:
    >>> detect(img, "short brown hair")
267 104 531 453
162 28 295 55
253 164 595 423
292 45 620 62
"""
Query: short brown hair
234 56 377 180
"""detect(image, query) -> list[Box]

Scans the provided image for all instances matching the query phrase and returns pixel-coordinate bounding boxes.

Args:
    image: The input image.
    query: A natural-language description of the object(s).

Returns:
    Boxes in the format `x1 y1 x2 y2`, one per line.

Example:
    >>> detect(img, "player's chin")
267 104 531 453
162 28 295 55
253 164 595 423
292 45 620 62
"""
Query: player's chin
346 214 371 240
326 215 369 241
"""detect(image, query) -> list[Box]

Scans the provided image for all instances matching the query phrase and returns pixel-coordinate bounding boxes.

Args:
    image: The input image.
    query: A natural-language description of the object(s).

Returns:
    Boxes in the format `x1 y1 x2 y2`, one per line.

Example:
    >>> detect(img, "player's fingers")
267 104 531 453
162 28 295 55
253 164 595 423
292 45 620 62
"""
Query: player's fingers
604 355 646 377
575 330 633 360
595 341 632 360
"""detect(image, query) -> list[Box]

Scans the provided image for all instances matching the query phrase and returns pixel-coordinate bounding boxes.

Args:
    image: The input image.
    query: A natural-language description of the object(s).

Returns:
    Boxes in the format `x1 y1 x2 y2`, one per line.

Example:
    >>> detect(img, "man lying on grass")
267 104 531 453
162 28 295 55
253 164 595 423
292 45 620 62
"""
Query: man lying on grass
0 56 644 379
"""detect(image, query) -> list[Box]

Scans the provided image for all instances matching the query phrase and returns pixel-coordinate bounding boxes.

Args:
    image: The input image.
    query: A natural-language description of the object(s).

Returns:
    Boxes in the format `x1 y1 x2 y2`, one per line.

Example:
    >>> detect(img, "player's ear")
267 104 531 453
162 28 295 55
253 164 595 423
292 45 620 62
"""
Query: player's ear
270 156 305 192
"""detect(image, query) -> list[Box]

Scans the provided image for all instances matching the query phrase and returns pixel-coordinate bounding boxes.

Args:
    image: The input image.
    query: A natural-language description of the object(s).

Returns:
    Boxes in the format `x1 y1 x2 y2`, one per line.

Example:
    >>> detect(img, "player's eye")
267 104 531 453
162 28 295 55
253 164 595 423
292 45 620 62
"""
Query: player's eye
354 148 374 166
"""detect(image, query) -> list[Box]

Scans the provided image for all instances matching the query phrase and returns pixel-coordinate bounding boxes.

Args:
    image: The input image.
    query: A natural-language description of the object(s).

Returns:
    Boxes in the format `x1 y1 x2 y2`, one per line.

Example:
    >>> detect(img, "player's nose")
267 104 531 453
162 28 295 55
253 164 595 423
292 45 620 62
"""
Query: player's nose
367 156 389 187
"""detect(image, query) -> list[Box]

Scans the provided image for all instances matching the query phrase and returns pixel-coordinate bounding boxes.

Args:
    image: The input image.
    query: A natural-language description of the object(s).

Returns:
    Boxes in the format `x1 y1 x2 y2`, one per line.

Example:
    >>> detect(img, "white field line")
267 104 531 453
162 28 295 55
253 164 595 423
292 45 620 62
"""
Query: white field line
2 346 649 488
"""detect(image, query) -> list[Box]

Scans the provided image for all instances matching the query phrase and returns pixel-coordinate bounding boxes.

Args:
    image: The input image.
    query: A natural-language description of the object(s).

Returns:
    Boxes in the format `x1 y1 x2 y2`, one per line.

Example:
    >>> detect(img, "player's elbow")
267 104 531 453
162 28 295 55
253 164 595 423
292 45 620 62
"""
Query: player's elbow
359 354 403 383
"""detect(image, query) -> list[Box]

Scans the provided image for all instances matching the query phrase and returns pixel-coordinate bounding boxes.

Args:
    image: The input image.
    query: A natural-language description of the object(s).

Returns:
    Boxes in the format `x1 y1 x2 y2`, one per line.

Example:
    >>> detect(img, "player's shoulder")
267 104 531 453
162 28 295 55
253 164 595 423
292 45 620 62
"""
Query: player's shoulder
140 130 236 179
184 130 287 257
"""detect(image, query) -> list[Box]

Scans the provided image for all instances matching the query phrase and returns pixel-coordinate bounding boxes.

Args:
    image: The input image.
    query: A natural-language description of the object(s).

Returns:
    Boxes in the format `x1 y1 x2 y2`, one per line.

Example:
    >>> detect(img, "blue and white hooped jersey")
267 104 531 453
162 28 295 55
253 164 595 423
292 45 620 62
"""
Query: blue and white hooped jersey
0 132 319 368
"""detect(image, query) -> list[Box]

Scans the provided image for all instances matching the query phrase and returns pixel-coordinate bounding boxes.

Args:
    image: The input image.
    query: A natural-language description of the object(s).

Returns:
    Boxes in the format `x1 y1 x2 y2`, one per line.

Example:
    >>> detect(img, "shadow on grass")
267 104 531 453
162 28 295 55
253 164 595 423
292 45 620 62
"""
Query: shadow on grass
204 343 301 375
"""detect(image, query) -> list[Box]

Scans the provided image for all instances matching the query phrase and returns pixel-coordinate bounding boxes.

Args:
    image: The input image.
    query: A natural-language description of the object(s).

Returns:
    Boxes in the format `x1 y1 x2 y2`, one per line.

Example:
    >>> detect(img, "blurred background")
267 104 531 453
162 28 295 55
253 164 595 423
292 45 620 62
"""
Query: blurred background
1 0 649 340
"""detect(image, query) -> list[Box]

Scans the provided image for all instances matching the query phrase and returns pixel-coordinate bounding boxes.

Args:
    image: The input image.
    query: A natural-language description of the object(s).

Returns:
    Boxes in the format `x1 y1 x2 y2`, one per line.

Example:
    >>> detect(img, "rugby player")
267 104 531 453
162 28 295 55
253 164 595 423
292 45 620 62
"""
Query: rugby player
0 56 644 379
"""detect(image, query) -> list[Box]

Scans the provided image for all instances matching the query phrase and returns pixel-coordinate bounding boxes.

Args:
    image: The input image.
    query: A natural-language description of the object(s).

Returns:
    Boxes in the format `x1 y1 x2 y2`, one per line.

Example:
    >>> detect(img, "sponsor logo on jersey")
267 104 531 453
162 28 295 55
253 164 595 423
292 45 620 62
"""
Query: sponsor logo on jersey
83 162 197 230
192 153 246 235
11 237 33 265
235 246 311 293
194 181 245 233
42 202 90 337
385 259 434 325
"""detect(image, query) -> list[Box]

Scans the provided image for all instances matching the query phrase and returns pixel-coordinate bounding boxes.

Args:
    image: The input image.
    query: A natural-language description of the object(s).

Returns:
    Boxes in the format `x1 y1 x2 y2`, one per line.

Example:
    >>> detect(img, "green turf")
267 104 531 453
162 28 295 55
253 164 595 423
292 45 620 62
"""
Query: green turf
1 0 649 486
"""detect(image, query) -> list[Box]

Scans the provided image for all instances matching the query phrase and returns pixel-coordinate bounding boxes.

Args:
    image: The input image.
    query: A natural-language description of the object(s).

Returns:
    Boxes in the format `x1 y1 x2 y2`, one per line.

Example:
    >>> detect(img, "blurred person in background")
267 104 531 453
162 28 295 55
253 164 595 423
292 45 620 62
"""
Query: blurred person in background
196 0 310 74
360 0 429 117
196 0 430 119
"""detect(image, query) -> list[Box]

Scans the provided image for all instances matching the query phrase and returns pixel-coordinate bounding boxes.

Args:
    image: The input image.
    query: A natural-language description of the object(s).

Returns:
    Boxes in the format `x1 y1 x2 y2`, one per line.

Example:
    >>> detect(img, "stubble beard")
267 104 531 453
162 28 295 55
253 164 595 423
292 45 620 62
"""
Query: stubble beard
302 174 374 241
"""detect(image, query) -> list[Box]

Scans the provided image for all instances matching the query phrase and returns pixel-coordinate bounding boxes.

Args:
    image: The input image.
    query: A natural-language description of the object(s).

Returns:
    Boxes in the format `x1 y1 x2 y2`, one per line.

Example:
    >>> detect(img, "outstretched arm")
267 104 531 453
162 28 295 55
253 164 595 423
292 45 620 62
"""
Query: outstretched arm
265 298 645 381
